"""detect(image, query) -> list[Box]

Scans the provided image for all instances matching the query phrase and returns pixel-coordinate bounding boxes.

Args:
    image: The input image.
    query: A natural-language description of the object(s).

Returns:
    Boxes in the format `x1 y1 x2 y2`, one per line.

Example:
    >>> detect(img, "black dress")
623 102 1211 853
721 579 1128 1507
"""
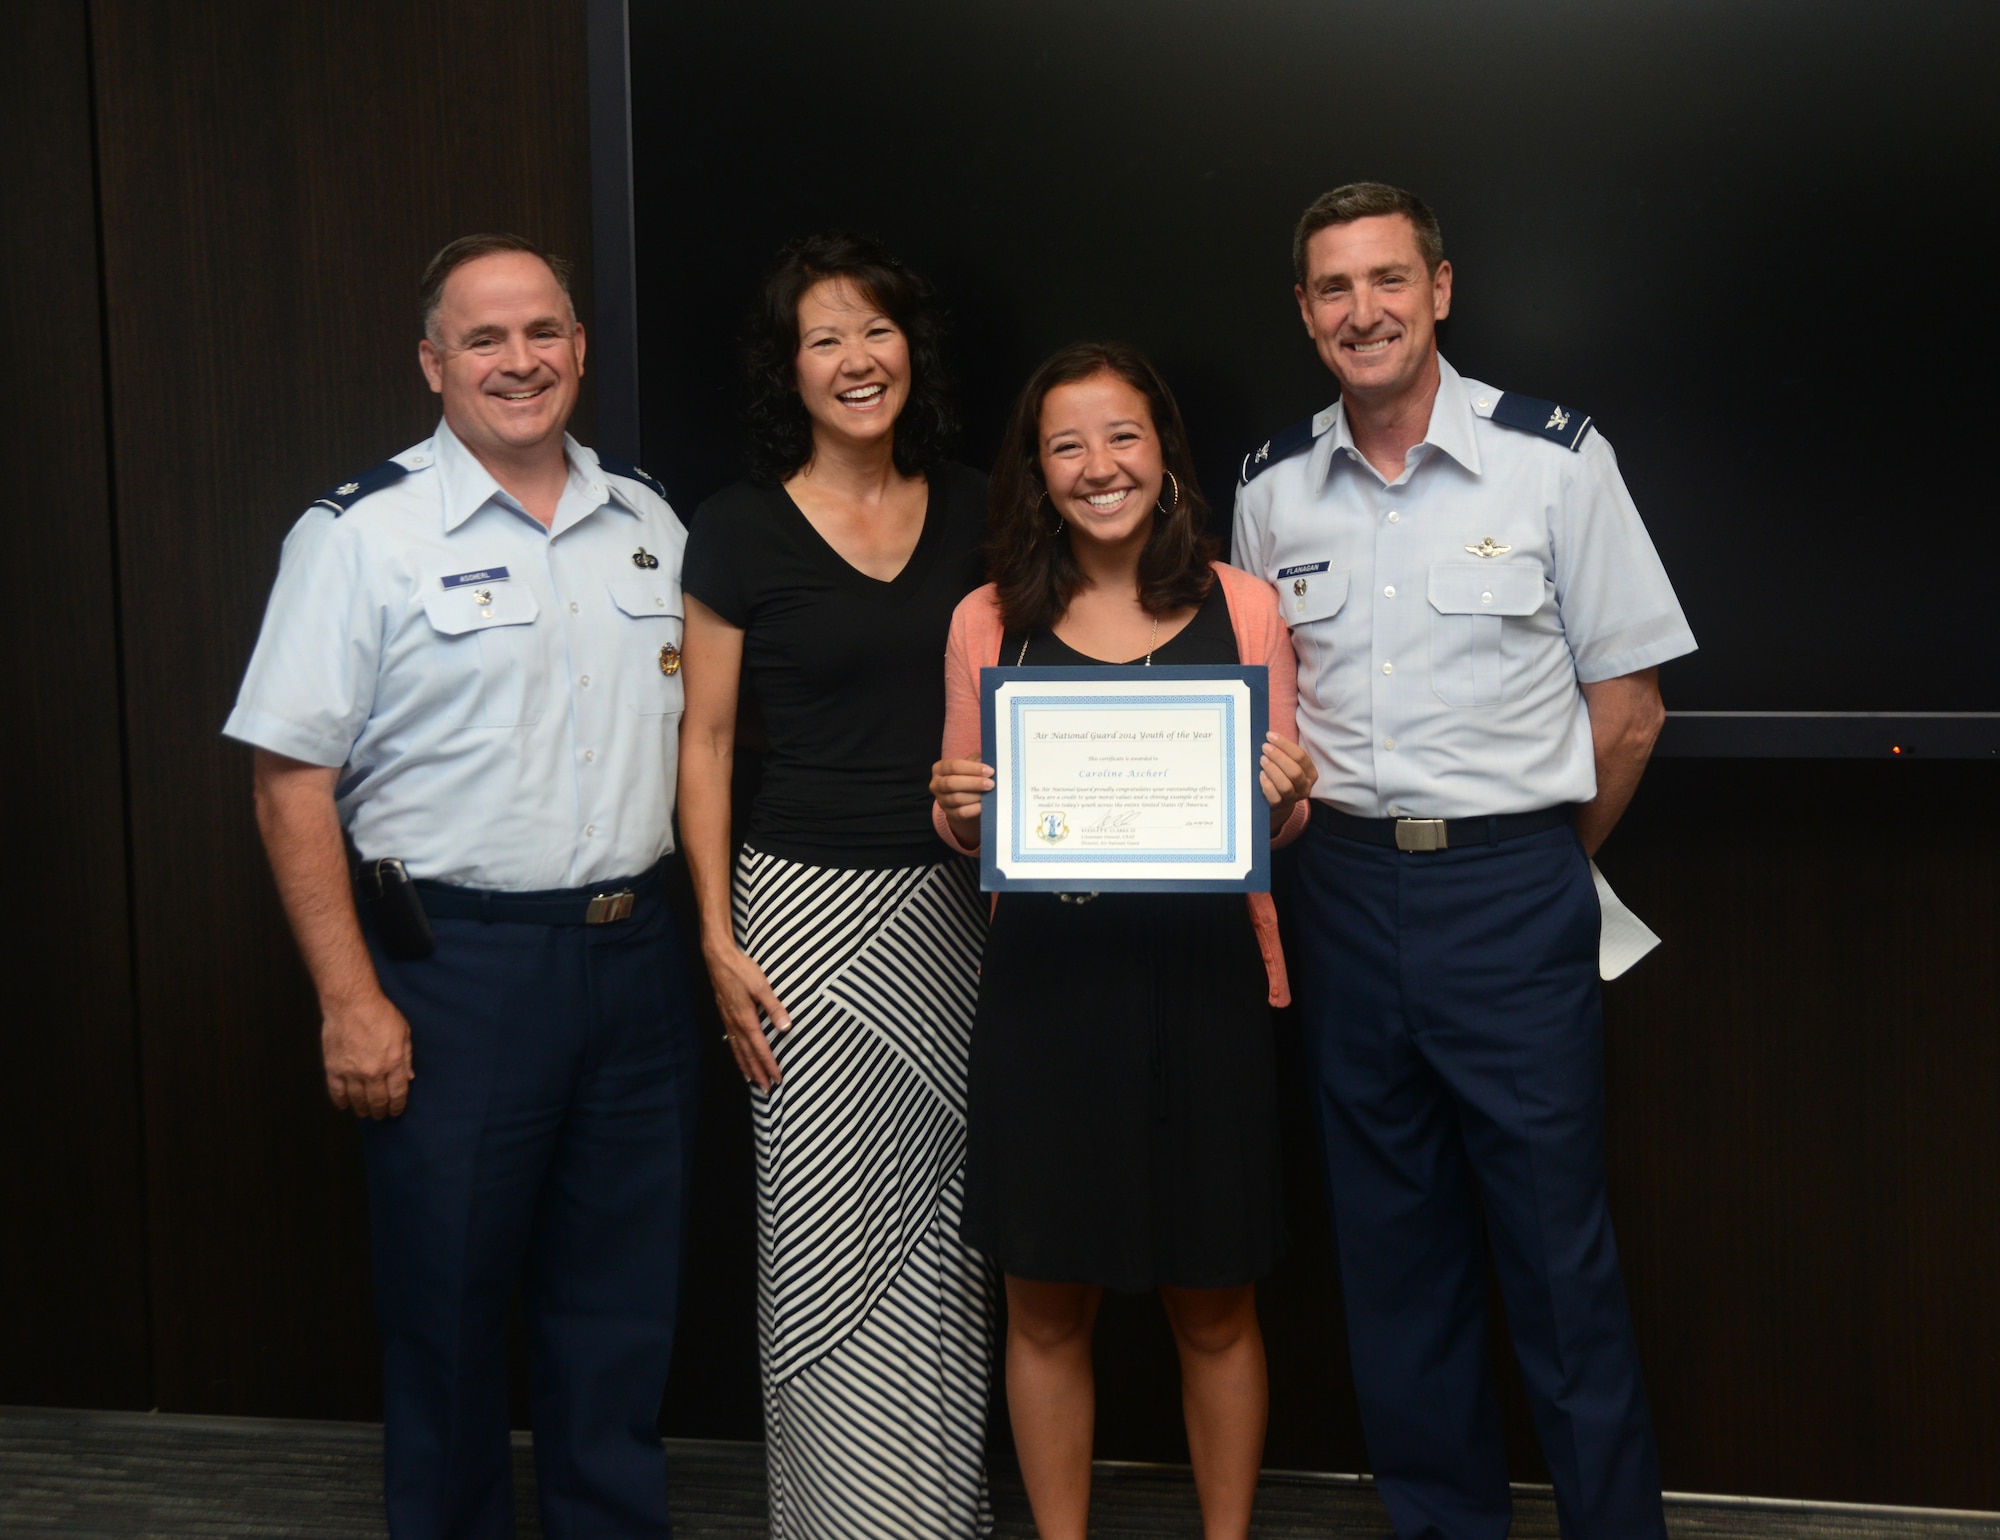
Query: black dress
959 584 1287 1292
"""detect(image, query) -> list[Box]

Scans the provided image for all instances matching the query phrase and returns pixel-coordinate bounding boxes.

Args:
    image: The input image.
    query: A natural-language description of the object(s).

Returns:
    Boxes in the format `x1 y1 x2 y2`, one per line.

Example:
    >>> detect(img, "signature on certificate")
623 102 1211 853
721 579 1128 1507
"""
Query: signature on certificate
1082 809 1141 833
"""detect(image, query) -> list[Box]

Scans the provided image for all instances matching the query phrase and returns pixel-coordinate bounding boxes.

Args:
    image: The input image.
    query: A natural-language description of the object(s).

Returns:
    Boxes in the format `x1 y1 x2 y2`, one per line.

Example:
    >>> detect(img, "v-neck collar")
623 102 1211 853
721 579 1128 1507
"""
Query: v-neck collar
779 476 940 599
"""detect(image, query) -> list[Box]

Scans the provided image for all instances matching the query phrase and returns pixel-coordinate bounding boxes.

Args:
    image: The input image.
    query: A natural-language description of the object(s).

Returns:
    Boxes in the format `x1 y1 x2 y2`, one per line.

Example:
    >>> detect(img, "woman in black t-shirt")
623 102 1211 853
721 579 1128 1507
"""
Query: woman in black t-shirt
677 234 997 1539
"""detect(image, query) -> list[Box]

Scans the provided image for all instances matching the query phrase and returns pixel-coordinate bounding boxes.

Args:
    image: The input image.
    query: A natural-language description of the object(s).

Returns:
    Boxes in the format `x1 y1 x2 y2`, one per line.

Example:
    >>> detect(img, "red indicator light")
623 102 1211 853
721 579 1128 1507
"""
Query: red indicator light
1892 746 1902 755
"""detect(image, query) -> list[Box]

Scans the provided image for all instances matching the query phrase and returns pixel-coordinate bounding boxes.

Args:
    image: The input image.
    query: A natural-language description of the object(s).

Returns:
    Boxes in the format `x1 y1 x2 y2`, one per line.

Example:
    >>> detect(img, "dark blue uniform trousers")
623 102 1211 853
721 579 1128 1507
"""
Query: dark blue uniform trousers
1289 820 1665 1540
361 870 702 1540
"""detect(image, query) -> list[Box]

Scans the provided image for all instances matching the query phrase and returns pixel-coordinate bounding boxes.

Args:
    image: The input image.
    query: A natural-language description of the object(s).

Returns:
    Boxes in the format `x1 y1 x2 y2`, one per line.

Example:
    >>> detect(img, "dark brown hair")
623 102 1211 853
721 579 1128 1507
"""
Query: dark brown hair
742 231 954 483
988 341 1216 635
1292 181 1445 284
418 233 574 341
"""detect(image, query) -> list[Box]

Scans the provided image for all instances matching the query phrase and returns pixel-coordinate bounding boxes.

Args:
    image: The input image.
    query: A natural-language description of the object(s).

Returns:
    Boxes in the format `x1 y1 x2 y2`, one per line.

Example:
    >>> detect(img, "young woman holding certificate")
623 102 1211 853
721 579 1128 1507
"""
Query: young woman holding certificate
929 342 1317 1540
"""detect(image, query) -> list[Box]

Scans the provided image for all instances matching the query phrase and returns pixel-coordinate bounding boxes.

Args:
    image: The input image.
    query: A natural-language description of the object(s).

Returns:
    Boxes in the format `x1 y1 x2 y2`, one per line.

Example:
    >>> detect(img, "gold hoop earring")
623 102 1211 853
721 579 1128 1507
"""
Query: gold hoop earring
1158 468 1180 515
1038 490 1065 536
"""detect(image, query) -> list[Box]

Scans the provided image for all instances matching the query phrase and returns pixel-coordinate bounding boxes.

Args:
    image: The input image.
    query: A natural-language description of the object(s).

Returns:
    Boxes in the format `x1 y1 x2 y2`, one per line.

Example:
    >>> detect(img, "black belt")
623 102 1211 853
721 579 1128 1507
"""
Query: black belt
413 860 664 925
1318 805 1573 853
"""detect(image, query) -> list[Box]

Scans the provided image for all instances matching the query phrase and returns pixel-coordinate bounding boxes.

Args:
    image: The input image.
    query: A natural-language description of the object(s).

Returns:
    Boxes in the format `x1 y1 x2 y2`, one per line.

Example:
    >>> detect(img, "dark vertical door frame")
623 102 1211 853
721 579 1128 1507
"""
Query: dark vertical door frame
587 0 642 462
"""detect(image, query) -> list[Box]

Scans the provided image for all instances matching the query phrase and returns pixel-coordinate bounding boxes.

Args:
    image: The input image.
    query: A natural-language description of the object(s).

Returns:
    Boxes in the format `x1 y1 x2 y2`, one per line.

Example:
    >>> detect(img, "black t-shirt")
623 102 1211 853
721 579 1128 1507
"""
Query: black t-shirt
683 463 989 867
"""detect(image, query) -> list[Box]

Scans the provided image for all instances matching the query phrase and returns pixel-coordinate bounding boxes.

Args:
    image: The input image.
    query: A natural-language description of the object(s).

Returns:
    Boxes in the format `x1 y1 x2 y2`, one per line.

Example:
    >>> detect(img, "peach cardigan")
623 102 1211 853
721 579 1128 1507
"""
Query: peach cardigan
931 561 1309 1007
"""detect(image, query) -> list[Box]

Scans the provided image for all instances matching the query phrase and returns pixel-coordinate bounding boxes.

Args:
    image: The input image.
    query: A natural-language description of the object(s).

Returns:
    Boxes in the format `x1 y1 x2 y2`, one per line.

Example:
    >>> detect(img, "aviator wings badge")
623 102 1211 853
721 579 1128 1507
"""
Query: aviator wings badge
1465 537 1512 558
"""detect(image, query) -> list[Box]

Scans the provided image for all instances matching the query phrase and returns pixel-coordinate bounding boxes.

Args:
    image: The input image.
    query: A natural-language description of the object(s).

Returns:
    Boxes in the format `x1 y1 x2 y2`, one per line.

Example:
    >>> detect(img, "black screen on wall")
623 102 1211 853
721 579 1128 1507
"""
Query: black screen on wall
628 0 1999 719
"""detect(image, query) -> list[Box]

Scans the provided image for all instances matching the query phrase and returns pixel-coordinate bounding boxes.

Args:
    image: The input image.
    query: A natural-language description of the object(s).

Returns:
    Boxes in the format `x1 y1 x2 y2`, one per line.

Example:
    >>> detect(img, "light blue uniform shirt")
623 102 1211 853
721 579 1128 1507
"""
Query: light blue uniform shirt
224 420 687 890
1231 356 1696 820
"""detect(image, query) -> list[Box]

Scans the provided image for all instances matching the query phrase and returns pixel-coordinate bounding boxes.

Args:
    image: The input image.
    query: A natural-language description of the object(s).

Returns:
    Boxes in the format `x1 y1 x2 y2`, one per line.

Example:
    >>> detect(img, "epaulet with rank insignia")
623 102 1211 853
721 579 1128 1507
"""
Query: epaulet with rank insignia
1238 414 1319 485
311 459 409 516
597 453 668 501
1488 392 1594 452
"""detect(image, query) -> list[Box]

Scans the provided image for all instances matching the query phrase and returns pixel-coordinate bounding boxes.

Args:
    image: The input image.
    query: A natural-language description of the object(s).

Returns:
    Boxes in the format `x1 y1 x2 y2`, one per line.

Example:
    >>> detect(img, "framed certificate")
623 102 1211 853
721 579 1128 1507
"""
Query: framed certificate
979 664 1270 893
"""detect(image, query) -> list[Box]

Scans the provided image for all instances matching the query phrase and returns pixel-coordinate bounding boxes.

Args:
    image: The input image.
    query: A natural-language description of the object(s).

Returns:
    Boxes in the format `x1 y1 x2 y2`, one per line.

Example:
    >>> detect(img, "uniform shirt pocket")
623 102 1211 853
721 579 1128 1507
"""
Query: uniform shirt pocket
1427 561 1543 707
1279 568 1349 689
606 577 685 716
420 584 544 727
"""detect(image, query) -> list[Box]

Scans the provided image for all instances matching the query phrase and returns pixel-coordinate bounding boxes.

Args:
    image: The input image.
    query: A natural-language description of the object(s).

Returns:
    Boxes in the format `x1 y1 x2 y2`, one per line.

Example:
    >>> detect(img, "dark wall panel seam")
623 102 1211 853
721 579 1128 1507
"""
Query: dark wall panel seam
82 0 157 1413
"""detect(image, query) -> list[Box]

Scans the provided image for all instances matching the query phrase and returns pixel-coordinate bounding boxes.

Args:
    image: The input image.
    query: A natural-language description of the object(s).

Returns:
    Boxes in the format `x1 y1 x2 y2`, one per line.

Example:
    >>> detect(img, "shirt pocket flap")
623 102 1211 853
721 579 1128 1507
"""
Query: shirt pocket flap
1428 562 1542 617
606 576 683 620
1281 567 1350 627
421 583 540 635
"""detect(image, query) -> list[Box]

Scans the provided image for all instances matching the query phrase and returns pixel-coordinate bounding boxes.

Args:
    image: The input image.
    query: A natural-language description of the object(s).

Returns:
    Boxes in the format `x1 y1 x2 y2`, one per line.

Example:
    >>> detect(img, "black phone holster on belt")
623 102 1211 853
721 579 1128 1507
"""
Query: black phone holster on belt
355 855 437 961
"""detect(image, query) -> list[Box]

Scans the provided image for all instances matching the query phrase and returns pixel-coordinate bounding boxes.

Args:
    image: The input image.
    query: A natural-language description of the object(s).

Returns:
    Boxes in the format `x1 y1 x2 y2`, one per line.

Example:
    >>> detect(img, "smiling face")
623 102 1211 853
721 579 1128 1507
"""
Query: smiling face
1294 213 1452 411
1038 371 1165 557
417 251 584 465
792 278 911 455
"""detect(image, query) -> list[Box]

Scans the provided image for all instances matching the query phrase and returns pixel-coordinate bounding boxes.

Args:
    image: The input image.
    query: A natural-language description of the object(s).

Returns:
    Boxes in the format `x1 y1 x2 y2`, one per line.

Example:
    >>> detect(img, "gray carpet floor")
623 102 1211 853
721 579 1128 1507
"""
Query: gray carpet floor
2 1408 1993 1539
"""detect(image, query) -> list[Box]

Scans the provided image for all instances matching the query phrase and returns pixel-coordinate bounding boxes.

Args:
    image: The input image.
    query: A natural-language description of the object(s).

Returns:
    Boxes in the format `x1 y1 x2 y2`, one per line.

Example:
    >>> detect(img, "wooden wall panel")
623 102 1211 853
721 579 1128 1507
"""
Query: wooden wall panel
1601 759 1998 1507
88 0 597 1417
0 0 152 1411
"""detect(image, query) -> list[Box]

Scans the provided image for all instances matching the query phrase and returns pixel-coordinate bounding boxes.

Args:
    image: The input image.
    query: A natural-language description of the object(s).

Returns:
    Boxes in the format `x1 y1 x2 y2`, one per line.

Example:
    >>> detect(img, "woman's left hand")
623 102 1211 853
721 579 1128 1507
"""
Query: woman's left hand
1259 731 1318 830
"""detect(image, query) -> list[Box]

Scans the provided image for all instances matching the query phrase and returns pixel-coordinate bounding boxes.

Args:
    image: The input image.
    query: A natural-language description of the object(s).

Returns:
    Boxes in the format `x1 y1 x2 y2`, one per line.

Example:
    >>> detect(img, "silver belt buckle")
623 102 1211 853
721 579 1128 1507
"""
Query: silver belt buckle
584 889 635 924
1394 818 1448 853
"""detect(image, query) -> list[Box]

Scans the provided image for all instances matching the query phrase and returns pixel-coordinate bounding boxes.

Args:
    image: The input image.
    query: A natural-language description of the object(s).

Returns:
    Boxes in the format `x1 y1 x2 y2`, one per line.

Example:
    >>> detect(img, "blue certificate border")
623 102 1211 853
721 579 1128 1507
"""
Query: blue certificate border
978 664 1270 893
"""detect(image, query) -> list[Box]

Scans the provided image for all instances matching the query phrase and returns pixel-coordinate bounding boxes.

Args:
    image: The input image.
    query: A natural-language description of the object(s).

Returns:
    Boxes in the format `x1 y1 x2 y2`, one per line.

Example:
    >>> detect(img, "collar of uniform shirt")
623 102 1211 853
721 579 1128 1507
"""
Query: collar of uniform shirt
431 417 634 538
1310 354 1485 494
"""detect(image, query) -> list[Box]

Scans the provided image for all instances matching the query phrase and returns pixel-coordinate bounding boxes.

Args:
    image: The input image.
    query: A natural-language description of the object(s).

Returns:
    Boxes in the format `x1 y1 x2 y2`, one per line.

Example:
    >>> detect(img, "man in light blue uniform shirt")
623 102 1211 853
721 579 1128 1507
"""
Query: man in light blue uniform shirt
1233 183 1695 1540
226 234 700 1539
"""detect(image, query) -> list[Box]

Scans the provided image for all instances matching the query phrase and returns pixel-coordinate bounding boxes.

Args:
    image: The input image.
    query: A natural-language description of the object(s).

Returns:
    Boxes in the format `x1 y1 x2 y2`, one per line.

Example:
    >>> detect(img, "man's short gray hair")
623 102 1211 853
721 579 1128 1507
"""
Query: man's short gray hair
418 233 575 341
1292 183 1445 286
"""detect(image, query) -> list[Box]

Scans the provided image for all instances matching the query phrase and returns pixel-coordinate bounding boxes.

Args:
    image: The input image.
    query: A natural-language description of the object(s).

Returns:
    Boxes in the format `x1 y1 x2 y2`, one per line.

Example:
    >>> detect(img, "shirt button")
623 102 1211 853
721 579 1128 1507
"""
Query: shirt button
579 674 591 688
583 749 596 763
1383 585 1395 598
1387 511 1401 524
657 597 666 607
1382 662 1394 674
1384 736 1397 751
1389 804 1402 815
584 823 596 836
1481 591 1493 605
569 601 580 614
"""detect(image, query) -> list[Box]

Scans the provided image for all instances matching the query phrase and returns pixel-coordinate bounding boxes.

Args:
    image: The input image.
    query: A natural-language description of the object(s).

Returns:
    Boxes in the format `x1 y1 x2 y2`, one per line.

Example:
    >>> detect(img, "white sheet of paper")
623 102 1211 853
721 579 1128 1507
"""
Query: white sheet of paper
1590 860 1660 980
1013 702 1231 855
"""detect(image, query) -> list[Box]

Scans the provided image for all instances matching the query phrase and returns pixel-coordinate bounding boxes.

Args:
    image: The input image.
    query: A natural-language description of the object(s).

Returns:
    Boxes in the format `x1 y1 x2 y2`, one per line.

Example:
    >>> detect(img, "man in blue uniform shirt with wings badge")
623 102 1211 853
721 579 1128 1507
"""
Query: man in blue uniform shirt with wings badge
1232 183 1696 1540
225 234 700 1539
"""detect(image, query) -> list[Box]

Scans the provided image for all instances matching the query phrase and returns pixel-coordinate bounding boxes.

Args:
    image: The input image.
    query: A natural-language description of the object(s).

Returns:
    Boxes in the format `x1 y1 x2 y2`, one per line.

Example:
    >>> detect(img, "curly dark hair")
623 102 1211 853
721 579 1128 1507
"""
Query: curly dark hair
741 232 955 483
988 341 1216 635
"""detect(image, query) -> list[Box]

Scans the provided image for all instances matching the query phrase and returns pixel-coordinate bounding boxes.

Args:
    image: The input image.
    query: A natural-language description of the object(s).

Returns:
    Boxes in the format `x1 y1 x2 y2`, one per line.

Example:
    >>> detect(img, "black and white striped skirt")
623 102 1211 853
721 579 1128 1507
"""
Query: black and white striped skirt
733 846 998 1539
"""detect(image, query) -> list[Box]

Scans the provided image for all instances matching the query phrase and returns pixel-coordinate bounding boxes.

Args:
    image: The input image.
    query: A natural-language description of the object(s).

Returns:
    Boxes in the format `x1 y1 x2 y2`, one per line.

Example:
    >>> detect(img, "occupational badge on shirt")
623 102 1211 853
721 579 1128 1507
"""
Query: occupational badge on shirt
1465 537 1512 558
1277 560 1330 608
658 643 681 676
632 547 660 569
